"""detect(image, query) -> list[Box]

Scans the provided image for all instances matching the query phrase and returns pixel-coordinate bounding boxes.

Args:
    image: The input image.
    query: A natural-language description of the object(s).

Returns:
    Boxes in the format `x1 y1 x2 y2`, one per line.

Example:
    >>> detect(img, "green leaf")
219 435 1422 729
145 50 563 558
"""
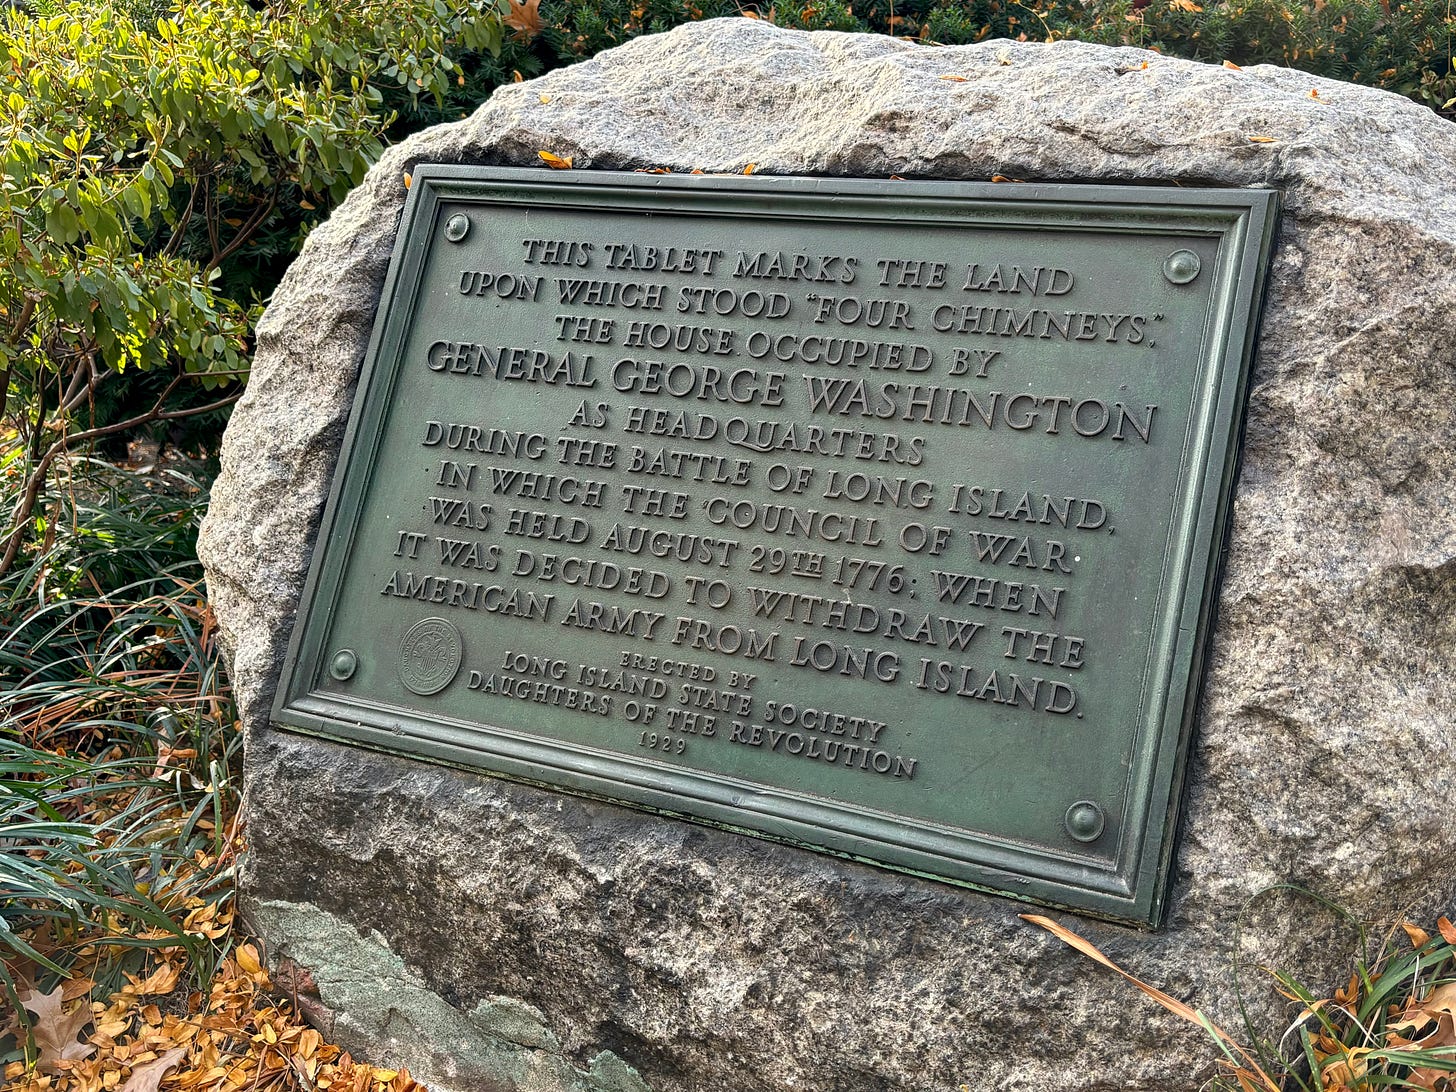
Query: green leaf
44 201 81 244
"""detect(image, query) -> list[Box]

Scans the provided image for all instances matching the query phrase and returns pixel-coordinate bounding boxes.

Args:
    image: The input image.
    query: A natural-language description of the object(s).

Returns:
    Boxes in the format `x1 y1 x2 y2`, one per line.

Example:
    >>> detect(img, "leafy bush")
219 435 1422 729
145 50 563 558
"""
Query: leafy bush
0 0 508 581
1031 0 1455 112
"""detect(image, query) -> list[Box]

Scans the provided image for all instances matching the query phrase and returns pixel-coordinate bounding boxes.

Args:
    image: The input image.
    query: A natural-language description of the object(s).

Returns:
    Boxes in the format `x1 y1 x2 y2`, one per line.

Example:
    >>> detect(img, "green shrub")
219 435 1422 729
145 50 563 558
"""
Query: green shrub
0 0 508 581
1030 0 1456 111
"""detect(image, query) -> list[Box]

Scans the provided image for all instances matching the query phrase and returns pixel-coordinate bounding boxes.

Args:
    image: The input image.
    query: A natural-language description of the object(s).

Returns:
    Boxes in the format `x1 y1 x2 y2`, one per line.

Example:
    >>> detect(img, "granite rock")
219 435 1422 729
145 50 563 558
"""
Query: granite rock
198 22 1456 1092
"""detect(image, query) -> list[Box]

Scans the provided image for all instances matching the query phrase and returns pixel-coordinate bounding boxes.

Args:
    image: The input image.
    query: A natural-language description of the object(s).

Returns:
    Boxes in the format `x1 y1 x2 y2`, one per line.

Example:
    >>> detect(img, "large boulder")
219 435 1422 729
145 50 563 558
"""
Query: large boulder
199 20 1456 1092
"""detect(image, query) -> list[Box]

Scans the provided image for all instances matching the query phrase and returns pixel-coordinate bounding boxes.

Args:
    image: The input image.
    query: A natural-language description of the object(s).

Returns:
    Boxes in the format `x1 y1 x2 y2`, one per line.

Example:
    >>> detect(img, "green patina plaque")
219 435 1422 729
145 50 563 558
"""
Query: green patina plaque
274 167 1277 926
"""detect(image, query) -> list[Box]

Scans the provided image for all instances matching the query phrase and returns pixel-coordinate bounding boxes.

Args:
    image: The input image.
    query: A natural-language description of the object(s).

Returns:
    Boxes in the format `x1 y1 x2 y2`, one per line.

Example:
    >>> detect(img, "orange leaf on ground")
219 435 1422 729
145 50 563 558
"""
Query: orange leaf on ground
234 944 263 976
1402 922 1432 949
1333 972 1360 1007
60 979 97 1004
1438 917 1456 945
538 151 574 170
127 962 180 998
119 1048 186 1092
1223 59 1242 69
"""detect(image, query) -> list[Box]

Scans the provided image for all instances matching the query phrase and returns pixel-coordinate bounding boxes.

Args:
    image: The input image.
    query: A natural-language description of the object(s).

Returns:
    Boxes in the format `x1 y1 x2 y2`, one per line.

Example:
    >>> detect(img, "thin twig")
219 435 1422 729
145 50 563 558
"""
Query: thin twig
163 180 201 259
207 181 282 274
60 363 106 416
58 353 94 414
204 175 221 264
0 294 36 419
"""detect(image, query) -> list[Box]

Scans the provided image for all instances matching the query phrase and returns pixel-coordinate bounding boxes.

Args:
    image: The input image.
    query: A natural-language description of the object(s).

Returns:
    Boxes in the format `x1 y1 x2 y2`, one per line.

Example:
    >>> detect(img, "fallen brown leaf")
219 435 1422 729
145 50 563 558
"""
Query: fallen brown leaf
1402 922 1432 949
1333 972 1360 1007
1389 982 1456 1034
119 1048 186 1092
125 962 179 998
60 978 97 1004
1317 1045 1374 1088
1437 916 1456 946
19 985 97 1067
538 151 573 170
234 944 263 977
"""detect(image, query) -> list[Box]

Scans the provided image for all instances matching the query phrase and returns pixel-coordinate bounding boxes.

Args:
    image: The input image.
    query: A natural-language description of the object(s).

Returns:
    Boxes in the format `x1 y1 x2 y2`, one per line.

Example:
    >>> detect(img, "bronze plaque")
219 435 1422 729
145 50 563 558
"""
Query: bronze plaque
274 168 1277 925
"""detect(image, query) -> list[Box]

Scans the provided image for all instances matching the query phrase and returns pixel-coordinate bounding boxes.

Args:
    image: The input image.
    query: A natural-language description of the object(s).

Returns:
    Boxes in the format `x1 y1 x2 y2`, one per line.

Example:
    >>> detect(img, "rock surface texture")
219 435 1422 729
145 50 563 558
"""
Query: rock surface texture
199 22 1456 1092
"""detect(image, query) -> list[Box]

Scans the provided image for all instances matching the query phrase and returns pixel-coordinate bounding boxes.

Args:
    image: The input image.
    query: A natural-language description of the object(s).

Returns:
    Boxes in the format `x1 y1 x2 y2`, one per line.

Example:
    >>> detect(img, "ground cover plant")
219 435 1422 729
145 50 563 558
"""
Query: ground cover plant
0 0 518 1081
1 456 239 1033
0 452 427 1091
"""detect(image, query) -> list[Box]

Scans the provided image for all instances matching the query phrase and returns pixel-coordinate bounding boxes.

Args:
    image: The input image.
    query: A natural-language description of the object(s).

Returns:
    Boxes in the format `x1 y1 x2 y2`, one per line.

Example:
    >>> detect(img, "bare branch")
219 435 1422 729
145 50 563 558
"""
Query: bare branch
204 175 222 264
9 294 35 340
206 180 282 274
60 361 106 416
164 180 202 259
155 389 242 423
58 353 93 414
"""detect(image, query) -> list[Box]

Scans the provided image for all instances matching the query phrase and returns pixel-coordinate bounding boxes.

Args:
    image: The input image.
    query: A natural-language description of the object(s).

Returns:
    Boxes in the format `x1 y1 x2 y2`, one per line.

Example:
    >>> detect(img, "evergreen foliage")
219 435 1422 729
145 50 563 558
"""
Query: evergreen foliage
541 0 1455 114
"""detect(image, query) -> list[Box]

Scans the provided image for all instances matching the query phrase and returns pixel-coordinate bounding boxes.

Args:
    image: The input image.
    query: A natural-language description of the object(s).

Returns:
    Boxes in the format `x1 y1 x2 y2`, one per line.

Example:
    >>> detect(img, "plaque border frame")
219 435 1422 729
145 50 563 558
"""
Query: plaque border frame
272 167 1278 927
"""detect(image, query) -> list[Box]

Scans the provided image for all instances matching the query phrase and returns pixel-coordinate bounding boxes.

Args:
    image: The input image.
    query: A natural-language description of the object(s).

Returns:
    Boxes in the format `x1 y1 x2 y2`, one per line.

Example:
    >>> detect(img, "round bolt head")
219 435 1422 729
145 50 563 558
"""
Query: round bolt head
444 213 471 243
329 648 358 681
1065 800 1106 843
1163 249 1201 284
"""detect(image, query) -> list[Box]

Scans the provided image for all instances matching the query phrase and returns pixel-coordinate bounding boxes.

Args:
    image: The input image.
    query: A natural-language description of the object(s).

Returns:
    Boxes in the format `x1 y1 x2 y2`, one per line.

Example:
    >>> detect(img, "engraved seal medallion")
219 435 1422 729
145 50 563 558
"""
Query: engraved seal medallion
397 617 463 696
